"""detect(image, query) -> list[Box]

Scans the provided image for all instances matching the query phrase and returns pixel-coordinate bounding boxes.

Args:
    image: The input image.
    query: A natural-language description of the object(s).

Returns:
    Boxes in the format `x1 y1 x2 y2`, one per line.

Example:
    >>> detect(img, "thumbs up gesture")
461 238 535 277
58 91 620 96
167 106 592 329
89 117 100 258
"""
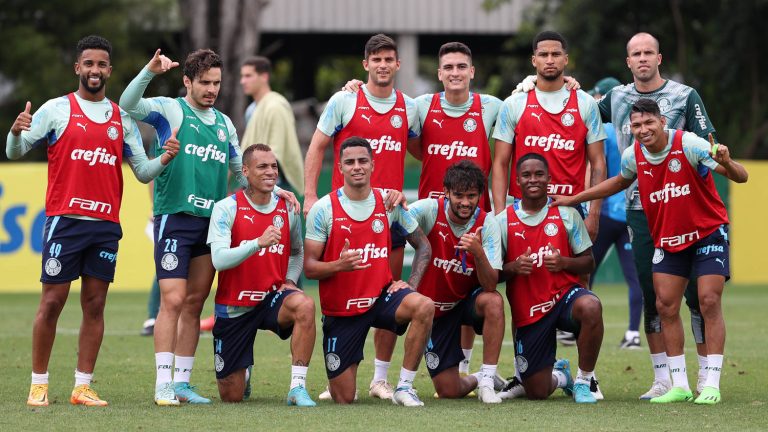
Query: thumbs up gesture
160 127 180 165
11 101 33 136
147 49 179 75
338 238 371 272
257 225 281 249
503 246 533 276
543 242 564 272
457 226 484 256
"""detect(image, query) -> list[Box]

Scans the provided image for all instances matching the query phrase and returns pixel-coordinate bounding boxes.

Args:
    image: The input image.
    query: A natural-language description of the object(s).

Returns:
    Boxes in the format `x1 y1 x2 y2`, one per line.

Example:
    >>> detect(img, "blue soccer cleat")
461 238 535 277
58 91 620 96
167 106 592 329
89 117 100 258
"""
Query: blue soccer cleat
287 385 317 407
573 382 597 403
553 359 574 396
174 382 211 404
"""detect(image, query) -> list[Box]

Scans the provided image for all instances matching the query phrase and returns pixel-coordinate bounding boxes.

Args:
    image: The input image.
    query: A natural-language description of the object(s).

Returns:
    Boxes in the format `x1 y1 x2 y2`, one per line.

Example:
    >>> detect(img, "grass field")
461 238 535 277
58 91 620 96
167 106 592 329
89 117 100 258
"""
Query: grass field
1 283 766 431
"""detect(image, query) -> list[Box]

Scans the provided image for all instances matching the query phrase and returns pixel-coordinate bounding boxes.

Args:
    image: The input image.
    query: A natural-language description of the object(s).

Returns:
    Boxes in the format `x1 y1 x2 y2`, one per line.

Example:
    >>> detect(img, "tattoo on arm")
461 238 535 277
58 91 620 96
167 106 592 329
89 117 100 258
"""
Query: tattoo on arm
405 227 431 288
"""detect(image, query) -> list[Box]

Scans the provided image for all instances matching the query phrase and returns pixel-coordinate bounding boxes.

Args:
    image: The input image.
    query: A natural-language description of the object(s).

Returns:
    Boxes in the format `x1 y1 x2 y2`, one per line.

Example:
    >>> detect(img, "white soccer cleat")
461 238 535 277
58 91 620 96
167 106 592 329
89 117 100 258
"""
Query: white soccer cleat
318 385 357 401
477 385 502 404
492 373 509 391
392 387 424 407
369 380 395 400
590 377 604 400
498 376 526 400
639 379 672 400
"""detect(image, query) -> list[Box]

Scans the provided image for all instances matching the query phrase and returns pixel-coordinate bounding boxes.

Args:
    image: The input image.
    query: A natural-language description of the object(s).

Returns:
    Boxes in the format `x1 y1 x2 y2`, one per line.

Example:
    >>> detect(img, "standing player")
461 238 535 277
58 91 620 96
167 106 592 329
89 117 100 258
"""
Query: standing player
498 153 603 404
7 35 178 407
408 161 505 403
207 144 316 406
552 99 747 404
304 137 434 406
304 34 419 400
120 48 299 405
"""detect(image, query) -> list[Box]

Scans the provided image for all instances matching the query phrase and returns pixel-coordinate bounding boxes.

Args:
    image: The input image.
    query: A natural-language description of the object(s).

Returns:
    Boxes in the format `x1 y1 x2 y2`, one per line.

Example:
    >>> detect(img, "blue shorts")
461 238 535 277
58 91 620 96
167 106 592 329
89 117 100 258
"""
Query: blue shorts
424 288 484 378
322 286 413 379
212 290 296 379
391 221 406 249
40 216 122 284
514 286 596 379
653 225 730 280
154 213 211 279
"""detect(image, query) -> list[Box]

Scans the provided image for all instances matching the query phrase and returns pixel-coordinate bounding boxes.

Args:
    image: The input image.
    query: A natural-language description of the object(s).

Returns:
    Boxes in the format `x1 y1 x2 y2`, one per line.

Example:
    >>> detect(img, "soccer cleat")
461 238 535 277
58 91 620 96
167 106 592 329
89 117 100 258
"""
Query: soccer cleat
199 315 215 332
553 359 574 396
693 386 721 405
141 318 155 336
639 379 671 400
650 387 693 403
556 330 577 346
154 382 180 406
392 387 424 407
174 382 211 404
619 335 641 350
70 384 108 406
243 365 252 400
286 385 317 407
318 386 332 401
493 372 509 391
27 384 49 407
573 382 597 403
590 377 604 400
498 376 526 400
477 385 502 404
369 380 395 399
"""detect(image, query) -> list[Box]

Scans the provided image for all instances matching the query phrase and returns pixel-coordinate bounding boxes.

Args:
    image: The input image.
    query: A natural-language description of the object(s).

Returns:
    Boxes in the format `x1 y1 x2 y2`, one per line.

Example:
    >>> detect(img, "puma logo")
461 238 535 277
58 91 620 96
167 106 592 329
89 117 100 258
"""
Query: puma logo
438 231 449 242
243 214 255 223
340 225 352 233
715 257 726 267
643 170 653 177
531 112 542 122
76 122 88 131
515 231 526 240
361 114 372 124
189 124 200 133
432 118 444 128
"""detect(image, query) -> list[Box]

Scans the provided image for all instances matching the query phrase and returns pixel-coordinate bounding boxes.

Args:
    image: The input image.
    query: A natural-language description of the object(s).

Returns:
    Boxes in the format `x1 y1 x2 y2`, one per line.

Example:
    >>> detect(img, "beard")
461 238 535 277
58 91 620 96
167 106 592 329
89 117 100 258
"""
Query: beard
80 74 106 94
539 69 564 82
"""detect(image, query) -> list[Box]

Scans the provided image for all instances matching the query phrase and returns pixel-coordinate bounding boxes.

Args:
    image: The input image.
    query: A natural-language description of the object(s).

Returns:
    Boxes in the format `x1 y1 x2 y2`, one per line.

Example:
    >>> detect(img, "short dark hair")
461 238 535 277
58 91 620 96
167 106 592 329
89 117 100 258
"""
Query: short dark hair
339 136 372 159
631 98 662 118
364 34 398 59
443 160 486 194
242 56 272 74
532 30 567 52
183 49 222 81
516 153 549 172
77 35 112 60
242 143 273 164
438 42 472 63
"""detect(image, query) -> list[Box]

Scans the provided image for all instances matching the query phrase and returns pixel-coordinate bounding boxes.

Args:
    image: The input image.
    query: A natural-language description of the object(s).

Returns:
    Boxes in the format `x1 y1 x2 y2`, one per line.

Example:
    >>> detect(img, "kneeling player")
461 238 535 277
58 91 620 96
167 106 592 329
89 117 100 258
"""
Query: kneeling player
499 153 603 403
553 99 748 404
409 160 505 403
305 137 434 407
208 144 316 405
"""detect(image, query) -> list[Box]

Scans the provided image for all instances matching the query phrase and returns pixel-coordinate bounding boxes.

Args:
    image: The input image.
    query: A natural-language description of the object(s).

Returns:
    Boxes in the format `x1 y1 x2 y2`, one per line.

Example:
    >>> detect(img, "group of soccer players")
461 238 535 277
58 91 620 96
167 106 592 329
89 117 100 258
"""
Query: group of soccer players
9 28 747 409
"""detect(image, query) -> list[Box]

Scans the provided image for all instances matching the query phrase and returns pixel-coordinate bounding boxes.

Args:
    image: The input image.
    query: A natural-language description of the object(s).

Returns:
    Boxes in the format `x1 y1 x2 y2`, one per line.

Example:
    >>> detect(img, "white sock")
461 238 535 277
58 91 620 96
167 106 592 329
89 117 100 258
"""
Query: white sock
479 364 497 388
698 355 709 374
552 369 569 389
625 330 640 339
576 368 594 385
372 358 390 384
74 369 93 387
704 354 723 389
290 365 308 390
668 354 690 391
155 352 174 386
173 355 195 384
397 368 417 390
459 349 473 374
650 352 671 383
31 372 49 385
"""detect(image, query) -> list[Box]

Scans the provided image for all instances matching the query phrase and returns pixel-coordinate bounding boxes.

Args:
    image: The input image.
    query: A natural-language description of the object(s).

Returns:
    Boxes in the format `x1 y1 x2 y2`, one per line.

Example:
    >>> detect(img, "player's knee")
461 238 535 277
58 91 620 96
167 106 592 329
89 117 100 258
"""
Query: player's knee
414 296 435 322
217 375 244 402
478 291 504 317
38 295 67 317
160 291 185 314
575 296 602 325
525 386 550 400
698 292 722 316
293 294 316 324
332 390 356 404
655 297 679 317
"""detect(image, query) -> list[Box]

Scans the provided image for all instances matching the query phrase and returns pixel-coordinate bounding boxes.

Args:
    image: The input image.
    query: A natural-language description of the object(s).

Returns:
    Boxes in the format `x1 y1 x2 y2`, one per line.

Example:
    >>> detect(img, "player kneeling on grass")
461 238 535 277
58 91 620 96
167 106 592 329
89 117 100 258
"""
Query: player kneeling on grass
408 160 505 403
304 137 435 407
499 153 603 404
552 98 748 405
207 144 316 406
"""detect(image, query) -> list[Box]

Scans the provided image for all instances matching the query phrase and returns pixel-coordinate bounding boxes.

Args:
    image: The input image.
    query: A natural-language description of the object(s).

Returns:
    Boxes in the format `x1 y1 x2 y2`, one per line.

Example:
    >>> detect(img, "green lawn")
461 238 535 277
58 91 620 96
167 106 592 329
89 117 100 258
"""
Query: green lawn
1 284 766 431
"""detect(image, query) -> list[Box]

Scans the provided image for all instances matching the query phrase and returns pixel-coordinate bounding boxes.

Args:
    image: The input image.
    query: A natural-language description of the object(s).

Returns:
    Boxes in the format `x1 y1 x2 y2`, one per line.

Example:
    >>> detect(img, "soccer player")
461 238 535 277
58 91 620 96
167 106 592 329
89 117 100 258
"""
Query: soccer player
587 78 643 349
7 35 178 407
207 144 316 406
304 33 419 400
304 137 434 407
120 48 299 405
498 153 603 404
552 99 747 405
408 160 505 403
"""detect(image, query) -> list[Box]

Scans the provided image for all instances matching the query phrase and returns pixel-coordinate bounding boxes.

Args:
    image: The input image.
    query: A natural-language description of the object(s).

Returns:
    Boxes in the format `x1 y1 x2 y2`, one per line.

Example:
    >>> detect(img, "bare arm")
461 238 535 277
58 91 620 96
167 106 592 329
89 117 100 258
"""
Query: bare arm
407 136 423 161
709 138 748 183
491 140 513 214
552 175 632 207
303 129 333 216
544 246 594 275
405 227 431 289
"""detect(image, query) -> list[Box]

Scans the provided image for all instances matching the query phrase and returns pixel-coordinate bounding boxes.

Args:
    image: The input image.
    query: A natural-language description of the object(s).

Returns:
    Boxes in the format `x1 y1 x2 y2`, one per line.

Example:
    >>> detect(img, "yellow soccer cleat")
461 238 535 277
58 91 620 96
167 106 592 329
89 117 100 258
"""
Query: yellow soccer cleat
70 384 108 406
27 384 49 407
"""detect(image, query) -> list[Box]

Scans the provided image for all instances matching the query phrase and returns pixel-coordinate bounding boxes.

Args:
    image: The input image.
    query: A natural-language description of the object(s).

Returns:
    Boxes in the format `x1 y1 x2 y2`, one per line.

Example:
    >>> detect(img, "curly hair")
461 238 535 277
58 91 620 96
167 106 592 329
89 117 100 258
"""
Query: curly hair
77 35 112 59
443 160 486 194
183 49 222 81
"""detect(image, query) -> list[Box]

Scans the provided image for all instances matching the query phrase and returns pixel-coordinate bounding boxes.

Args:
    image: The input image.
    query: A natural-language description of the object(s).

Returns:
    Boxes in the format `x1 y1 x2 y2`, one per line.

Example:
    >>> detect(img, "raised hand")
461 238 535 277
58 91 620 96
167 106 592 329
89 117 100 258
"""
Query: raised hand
337 238 371 271
147 49 179 75
504 246 533 276
709 133 731 164
457 226 484 257
257 225 282 249
11 101 32 136
160 127 180 165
